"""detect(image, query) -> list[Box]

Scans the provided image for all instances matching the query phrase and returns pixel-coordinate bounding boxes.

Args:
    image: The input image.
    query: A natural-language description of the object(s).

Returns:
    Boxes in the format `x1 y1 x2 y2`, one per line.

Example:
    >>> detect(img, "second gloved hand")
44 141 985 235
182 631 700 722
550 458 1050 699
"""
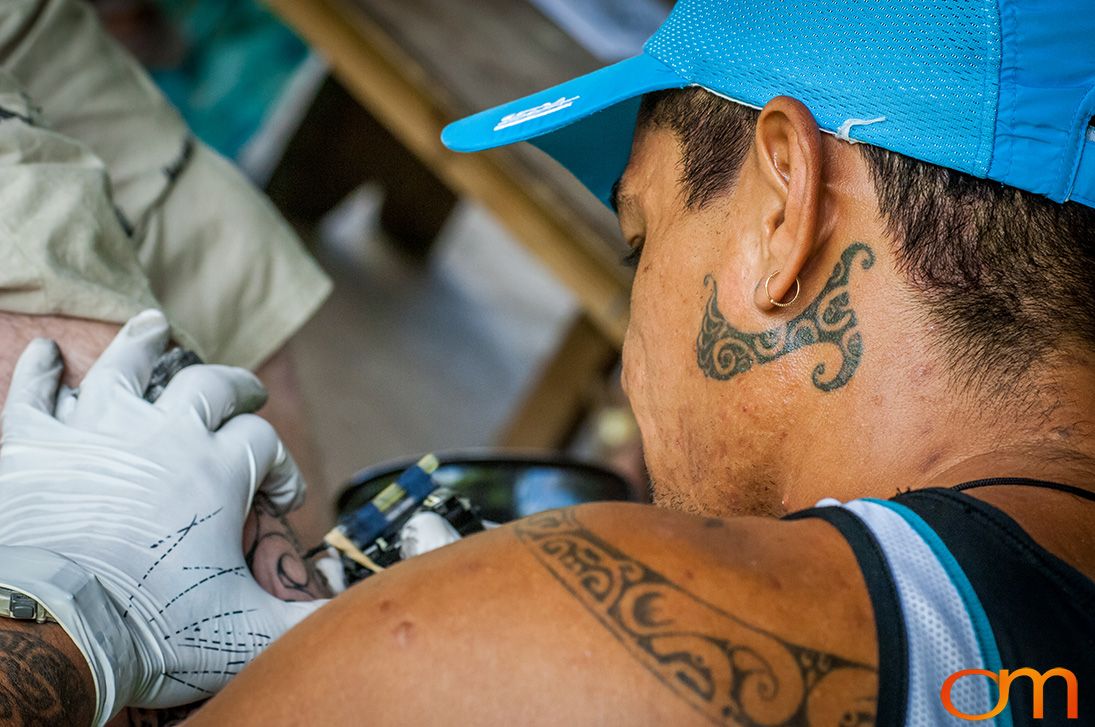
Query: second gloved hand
0 311 327 717
399 511 463 560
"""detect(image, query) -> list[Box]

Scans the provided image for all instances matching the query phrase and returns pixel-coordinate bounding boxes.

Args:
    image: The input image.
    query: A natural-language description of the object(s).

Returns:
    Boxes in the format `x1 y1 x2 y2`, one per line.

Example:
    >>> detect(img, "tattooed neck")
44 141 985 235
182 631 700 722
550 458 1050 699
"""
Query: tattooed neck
697 243 876 391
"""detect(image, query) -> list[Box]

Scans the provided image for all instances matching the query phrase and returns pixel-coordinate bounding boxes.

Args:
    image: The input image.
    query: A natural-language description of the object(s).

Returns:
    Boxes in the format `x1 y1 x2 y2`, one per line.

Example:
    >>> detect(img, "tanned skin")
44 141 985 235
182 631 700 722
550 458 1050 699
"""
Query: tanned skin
0 621 95 726
7 96 1095 726
186 97 1094 726
191 503 880 726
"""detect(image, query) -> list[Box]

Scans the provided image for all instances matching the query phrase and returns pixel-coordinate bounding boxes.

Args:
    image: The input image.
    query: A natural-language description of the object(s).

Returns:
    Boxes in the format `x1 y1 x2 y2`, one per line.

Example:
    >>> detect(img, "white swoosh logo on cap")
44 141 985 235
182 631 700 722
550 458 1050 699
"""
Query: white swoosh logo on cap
494 96 581 131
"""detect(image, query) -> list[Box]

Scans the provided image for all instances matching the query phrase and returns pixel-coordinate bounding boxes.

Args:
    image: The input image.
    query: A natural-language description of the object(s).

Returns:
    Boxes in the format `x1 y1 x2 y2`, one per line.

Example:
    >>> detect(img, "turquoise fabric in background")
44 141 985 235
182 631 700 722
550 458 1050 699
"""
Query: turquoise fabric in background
152 0 308 159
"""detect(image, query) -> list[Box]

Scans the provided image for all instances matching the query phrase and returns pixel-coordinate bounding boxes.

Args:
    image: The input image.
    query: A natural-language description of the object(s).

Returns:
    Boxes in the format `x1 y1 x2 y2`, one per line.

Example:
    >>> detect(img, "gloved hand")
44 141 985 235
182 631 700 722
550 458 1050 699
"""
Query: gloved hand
0 311 327 722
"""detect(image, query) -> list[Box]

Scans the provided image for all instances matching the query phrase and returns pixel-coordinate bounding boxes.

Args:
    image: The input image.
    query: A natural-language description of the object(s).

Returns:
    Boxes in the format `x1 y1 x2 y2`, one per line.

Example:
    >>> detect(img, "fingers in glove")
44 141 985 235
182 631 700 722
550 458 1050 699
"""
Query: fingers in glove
400 511 462 559
261 441 306 515
254 589 330 637
4 338 63 416
54 384 78 422
155 365 267 431
76 310 169 412
215 414 305 513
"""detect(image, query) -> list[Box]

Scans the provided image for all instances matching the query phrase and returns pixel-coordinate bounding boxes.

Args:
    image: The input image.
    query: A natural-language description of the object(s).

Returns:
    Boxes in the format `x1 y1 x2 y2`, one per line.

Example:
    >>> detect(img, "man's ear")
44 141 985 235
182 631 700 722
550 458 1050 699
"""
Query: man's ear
749 96 824 312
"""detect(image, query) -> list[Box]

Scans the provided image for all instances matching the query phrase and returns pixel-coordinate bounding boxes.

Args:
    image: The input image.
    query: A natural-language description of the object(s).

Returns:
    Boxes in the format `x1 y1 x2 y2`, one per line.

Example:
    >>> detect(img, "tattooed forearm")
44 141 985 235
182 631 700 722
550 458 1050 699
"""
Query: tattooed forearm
697 243 875 392
0 624 94 727
243 494 331 601
515 510 877 726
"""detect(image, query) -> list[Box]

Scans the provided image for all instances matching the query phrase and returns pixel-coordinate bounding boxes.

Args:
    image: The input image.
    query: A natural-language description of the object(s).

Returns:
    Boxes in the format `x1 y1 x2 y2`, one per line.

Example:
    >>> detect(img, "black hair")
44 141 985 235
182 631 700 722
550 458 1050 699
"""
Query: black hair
637 88 1095 389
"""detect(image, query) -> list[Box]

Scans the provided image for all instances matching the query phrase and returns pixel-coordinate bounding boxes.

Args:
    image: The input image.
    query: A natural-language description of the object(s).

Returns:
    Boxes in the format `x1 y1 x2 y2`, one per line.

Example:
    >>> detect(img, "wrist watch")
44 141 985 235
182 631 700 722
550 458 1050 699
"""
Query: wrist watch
0 584 57 623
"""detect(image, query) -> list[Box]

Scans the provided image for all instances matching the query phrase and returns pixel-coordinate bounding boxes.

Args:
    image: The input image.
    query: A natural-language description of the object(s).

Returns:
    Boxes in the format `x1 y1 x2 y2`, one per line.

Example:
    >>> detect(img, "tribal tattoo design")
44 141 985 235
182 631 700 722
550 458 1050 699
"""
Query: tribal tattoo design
515 510 877 726
0 628 94 727
697 243 876 392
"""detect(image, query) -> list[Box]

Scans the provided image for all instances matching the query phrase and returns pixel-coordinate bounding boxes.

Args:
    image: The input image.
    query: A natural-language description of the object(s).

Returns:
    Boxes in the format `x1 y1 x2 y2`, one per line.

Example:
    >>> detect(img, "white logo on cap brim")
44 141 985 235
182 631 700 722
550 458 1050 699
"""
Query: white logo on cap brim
494 96 580 132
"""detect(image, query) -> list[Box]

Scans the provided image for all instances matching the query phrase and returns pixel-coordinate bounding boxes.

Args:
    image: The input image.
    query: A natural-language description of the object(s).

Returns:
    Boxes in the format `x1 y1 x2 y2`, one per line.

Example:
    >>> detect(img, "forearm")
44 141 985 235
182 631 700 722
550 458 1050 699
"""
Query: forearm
0 497 308 727
0 620 94 727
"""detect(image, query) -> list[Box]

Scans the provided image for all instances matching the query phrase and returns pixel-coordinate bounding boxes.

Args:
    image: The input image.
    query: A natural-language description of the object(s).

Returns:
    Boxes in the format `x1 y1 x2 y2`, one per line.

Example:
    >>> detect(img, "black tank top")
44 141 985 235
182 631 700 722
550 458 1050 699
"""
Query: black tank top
786 479 1095 726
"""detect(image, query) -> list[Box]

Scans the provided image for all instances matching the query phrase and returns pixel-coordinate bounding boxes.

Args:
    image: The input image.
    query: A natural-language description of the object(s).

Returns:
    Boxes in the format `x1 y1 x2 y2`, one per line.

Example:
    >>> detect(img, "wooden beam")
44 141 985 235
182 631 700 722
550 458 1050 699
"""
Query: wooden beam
498 313 618 449
265 0 630 346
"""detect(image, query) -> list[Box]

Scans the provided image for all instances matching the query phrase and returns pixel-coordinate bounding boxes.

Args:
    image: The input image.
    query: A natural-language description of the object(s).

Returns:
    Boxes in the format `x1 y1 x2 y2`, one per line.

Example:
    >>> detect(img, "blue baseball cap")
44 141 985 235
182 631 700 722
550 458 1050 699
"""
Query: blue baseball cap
442 0 1095 210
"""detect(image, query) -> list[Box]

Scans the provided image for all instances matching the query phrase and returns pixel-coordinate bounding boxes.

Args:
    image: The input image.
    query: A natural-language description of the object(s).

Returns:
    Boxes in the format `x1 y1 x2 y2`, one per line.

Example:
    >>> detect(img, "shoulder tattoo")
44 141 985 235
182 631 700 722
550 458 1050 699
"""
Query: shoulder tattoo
515 510 877 726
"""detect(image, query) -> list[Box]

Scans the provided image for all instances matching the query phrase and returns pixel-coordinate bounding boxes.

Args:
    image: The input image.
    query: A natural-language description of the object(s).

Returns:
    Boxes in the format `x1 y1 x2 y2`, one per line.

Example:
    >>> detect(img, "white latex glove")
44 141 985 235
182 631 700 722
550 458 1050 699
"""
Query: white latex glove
0 311 327 721
399 511 462 559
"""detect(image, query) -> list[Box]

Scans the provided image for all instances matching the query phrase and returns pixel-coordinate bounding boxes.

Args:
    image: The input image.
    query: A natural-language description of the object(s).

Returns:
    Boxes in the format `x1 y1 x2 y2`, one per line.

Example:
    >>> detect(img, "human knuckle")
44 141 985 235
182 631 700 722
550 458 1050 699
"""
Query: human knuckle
235 413 277 440
170 364 217 388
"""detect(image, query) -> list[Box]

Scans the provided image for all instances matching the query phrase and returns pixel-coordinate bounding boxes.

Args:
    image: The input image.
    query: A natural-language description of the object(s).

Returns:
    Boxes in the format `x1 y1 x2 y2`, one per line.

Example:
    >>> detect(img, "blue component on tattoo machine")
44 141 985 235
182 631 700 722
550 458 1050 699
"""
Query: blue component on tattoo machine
322 455 441 575
344 454 440 543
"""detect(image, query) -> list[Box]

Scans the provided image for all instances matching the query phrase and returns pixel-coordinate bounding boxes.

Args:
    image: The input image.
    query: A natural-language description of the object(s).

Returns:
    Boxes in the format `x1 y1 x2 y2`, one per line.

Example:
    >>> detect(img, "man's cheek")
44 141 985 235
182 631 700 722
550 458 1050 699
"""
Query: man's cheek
620 333 641 408
622 334 679 475
621 321 666 432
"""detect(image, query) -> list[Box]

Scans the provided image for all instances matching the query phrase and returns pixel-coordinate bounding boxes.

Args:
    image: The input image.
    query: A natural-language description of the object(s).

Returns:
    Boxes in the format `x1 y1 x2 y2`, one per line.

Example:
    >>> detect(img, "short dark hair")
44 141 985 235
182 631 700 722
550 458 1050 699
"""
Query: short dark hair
637 88 1095 391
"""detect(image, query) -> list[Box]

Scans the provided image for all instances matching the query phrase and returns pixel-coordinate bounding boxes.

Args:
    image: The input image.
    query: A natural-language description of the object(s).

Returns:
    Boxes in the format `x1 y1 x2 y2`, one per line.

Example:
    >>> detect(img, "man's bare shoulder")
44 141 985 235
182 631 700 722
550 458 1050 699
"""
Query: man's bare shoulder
195 503 879 726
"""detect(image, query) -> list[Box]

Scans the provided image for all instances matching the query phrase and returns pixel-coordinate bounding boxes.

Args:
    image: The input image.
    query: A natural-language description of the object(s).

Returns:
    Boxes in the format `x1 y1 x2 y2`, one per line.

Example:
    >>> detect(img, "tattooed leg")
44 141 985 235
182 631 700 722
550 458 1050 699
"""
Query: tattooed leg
697 243 876 392
515 510 878 726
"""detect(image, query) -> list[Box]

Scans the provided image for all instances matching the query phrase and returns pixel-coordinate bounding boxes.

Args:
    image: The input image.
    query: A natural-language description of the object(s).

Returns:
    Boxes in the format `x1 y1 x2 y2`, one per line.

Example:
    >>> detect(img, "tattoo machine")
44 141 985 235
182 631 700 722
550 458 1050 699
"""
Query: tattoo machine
313 455 486 583
142 355 484 584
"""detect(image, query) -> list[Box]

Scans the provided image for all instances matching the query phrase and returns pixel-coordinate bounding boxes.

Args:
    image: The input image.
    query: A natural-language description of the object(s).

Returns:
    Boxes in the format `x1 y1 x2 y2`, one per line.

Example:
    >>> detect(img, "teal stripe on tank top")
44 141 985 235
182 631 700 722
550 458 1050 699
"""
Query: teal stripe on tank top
866 498 1012 727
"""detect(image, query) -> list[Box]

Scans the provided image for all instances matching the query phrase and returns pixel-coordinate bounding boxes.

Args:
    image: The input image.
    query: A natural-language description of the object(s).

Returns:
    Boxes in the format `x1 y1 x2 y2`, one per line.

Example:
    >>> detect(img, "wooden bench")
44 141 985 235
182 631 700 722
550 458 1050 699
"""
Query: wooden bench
267 0 646 447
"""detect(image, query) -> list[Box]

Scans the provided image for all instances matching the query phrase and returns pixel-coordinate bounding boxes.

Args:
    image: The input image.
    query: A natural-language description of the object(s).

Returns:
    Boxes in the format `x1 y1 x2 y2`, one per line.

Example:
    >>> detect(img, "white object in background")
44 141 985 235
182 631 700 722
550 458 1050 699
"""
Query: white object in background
526 0 670 62
400 512 463 559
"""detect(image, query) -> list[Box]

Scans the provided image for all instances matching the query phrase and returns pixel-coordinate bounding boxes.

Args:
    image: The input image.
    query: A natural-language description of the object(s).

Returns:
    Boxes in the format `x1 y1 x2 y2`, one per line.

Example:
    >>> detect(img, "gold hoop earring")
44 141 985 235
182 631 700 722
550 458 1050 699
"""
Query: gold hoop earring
764 272 801 308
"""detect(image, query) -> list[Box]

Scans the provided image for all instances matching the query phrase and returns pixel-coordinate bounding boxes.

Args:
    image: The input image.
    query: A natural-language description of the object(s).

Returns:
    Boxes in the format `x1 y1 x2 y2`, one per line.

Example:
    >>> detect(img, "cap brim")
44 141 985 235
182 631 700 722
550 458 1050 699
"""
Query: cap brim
442 53 687 206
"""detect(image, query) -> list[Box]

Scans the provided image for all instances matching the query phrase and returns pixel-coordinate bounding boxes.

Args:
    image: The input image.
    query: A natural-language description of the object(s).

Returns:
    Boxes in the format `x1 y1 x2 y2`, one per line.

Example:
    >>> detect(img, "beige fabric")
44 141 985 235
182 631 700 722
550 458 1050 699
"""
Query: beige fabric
0 0 332 369
136 141 333 369
0 70 168 334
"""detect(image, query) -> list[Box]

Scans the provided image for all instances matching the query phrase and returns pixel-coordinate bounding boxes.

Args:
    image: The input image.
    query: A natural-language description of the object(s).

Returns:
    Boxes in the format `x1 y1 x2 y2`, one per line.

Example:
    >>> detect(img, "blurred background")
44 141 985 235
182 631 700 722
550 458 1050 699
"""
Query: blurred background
89 0 673 516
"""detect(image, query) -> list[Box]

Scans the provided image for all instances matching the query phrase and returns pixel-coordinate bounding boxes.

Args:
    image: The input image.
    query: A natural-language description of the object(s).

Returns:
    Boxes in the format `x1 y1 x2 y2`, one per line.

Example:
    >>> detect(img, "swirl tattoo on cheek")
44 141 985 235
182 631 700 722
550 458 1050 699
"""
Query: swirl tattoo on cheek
696 243 876 392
